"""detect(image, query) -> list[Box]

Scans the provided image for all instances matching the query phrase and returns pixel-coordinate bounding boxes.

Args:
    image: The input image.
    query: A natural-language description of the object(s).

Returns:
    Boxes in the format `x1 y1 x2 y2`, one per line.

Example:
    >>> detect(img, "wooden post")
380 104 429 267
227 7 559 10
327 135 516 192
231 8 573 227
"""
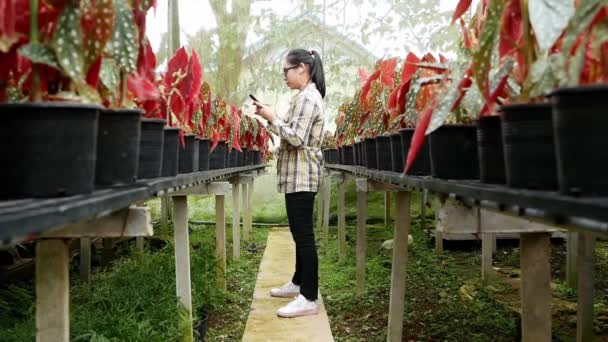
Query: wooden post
337 181 346 263
216 194 227 290
567 232 579 289
242 183 250 242
576 233 596 342
482 233 495 279
323 177 331 240
247 182 254 241
136 237 144 251
387 191 411 342
435 230 444 254
317 176 324 230
420 190 428 231
161 195 169 240
520 233 552 342
384 192 391 228
232 180 241 259
172 196 193 329
79 238 91 283
36 239 70 342
356 189 368 295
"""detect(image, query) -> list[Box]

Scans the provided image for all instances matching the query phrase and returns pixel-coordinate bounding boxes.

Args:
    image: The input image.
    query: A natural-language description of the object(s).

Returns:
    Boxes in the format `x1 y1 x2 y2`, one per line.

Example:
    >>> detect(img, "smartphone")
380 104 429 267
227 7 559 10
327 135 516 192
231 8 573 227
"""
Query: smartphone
249 94 259 103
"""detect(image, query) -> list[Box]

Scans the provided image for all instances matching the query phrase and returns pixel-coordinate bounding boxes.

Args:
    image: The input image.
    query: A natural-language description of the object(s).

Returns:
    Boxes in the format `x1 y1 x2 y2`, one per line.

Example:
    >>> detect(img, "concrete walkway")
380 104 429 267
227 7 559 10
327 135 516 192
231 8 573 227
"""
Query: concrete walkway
242 228 334 342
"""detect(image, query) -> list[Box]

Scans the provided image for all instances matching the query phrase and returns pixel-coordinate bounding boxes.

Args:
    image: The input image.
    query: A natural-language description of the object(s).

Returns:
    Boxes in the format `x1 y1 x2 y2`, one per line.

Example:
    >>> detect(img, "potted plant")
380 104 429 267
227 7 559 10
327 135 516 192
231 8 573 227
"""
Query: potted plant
550 0 608 196
207 94 229 170
321 131 338 164
194 81 213 171
160 47 202 175
0 0 107 198
95 0 159 187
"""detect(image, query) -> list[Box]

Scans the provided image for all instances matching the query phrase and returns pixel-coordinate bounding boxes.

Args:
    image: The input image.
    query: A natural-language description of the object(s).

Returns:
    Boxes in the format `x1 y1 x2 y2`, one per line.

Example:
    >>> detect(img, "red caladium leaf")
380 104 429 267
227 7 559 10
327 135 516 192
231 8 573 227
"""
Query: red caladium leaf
408 62 448 73
451 0 472 24
439 54 448 64
479 73 509 116
127 73 158 100
137 38 156 81
81 0 114 70
210 128 220 152
169 93 185 125
182 50 203 105
358 67 369 85
86 55 102 88
396 80 412 116
404 97 439 174
421 53 437 63
0 0 18 53
401 52 420 82
379 57 398 87
164 47 188 90
451 66 473 112
499 0 522 59
179 129 185 148
360 69 380 105
459 18 473 49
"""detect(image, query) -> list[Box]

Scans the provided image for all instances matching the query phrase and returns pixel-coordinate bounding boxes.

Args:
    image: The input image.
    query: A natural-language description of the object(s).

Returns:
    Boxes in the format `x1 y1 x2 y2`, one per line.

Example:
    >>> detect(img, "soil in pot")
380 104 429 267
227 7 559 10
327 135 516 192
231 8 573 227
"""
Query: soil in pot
161 128 181 177
399 128 431 176
96 109 141 186
500 103 557 190
552 84 608 196
138 118 165 179
0 102 101 198
476 115 505 184
428 125 479 179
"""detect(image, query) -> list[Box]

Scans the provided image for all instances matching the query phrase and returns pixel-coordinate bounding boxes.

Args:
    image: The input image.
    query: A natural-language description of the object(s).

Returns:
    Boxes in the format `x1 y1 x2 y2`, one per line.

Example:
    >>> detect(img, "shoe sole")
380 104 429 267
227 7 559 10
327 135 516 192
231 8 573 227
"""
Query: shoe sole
277 308 319 318
269 291 299 298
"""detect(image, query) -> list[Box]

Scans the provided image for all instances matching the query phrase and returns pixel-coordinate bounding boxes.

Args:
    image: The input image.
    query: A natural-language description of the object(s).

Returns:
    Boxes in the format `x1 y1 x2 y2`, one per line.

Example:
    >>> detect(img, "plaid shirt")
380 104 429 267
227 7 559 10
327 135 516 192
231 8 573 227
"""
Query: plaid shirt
268 83 325 193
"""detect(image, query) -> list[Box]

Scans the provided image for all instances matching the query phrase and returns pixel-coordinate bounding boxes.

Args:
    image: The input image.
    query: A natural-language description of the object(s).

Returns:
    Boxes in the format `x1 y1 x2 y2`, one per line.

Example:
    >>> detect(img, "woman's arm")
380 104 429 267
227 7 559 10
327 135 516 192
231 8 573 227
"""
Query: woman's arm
258 95 317 148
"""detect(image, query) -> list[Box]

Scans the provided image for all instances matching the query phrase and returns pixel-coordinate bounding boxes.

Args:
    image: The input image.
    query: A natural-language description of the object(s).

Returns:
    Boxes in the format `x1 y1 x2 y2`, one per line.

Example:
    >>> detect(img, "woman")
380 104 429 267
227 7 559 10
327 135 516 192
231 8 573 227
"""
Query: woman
253 48 326 318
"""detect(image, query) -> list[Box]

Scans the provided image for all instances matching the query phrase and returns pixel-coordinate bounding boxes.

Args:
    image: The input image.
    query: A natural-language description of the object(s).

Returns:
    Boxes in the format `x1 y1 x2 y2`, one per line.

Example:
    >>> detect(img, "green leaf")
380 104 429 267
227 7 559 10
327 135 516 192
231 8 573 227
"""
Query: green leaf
426 63 467 134
529 0 575 51
524 53 565 97
105 0 139 72
472 0 505 98
404 70 423 126
562 0 604 55
51 4 85 81
18 43 59 69
100 58 120 93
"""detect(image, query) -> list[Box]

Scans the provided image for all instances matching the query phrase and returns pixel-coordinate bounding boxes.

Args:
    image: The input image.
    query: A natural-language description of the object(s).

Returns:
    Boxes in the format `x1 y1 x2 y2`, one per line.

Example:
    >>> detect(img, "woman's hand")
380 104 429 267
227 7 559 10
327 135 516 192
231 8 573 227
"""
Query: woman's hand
253 101 276 123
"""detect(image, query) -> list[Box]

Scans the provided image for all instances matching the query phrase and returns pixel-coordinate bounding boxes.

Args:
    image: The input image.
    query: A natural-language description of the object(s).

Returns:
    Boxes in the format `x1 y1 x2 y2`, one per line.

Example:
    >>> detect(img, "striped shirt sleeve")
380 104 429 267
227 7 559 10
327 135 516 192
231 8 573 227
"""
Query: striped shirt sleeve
270 94 317 147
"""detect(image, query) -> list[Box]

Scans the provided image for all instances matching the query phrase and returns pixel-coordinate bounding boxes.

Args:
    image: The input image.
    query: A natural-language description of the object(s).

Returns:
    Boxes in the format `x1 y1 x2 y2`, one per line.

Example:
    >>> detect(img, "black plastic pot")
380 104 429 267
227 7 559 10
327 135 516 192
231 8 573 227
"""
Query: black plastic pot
237 150 244 167
327 148 338 164
0 102 101 198
95 109 141 186
242 148 249 166
352 143 359 166
161 128 180 177
198 138 210 171
375 135 393 171
390 133 404 173
429 125 479 179
138 119 165 179
344 145 354 166
360 141 367 167
252 150 261 165
399 128 431 176
178 135 199 174
209 141 227 170
500 103 557 190
365 138 378 169
476 116 506 184
552 84 608 196
229 149 238 168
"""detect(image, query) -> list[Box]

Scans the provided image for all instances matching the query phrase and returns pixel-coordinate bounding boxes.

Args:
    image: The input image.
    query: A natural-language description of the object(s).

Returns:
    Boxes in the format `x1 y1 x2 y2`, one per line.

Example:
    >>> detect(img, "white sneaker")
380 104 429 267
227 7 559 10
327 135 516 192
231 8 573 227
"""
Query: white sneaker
277 294 319 318
270 281 300 298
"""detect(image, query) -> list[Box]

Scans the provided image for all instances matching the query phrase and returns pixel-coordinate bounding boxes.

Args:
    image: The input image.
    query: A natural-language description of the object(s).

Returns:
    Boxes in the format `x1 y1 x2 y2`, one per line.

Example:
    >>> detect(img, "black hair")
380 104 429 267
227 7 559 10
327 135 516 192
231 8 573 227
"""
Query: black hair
286 49 326 99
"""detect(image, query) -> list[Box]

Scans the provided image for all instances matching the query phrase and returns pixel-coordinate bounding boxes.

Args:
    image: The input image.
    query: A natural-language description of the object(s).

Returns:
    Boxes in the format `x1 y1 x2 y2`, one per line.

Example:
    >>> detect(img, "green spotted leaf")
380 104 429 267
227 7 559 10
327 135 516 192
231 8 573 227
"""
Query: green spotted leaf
562 0 604 56
82 0 115 68
105 0 138 72
472 0 505 98
529 0 575 51
426 63 467 135
18 43 59 69
403 70 423 126
51 4 85 81
100 57 120 94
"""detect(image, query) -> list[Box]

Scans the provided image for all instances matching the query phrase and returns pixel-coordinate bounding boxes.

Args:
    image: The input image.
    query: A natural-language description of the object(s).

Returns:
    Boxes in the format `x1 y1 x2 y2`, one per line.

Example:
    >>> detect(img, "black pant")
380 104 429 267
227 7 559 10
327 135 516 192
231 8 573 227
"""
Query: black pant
285 191 318 301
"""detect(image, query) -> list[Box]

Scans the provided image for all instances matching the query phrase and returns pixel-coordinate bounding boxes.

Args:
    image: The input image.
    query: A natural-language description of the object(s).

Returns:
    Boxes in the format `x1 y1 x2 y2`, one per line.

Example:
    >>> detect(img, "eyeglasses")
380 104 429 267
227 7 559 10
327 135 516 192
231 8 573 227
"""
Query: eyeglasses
282 65 298 77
